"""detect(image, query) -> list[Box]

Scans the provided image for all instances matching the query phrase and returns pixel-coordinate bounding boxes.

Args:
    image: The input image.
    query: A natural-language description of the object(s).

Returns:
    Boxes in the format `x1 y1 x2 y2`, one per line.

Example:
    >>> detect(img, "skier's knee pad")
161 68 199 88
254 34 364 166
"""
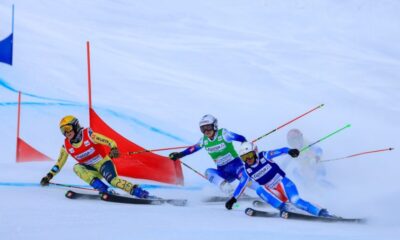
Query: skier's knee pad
204 168 215 179
205 168 218 182
289 195 300 204
205 168 225 186
99 160 117 183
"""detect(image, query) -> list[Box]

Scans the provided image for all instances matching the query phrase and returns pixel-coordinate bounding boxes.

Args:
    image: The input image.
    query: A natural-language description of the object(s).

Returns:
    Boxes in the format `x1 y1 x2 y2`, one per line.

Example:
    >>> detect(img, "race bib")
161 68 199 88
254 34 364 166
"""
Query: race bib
215 153 234 166
84 154 103 165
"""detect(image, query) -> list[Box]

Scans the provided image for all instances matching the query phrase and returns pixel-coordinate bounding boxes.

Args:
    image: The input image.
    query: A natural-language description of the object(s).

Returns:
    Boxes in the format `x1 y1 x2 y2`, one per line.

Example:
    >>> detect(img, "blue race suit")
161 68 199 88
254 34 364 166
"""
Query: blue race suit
233 147 323 216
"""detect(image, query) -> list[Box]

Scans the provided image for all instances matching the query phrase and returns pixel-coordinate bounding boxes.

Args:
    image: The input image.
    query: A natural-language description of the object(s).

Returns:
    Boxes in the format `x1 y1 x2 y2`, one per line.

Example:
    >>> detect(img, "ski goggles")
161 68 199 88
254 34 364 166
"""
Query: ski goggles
240 151 257 162
200 124 214 133
60 124 73 136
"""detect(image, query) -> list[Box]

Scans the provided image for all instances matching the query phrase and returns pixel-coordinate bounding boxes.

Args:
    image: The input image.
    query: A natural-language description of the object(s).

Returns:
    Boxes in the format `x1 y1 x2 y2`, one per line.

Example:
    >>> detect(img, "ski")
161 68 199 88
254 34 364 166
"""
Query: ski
151 197 188 207
245 207 279 217
65 190 187 206
245 208 366 223
65 190 100 200
204 195 259 203
101 193 163 205
102 193 188 206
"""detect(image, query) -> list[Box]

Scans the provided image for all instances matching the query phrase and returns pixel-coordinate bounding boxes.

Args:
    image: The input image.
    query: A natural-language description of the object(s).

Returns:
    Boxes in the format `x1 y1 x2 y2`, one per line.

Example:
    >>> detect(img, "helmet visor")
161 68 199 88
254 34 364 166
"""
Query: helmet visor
60 124 73 136
200 124 214 133
240 151 256 163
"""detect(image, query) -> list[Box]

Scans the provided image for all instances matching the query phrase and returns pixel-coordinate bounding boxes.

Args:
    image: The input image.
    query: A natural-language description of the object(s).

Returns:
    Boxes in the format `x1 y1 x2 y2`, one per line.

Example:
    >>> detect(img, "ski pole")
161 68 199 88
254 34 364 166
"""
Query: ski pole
320 147 394 163
49 182 96 191
179 160 208 180
252 104 324 143
127 104 324 154
301 124 351 152
127 145 191 155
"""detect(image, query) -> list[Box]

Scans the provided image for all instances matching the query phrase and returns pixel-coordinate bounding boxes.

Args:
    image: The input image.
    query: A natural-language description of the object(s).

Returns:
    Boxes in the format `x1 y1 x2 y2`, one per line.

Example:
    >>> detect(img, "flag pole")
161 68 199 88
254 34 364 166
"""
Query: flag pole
12 4 15 33
16 91 21 161
86 41 92 126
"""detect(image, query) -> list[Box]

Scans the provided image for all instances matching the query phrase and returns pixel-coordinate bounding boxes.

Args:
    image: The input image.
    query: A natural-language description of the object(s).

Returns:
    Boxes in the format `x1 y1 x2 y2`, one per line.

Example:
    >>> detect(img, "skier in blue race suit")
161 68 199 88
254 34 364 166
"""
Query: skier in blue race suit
225 142 330 217
169 114 260 194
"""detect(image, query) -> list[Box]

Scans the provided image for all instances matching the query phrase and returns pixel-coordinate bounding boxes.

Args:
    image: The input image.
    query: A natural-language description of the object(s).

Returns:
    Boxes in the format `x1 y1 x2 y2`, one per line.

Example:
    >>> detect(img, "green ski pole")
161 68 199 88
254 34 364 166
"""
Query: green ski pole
301 124 351 153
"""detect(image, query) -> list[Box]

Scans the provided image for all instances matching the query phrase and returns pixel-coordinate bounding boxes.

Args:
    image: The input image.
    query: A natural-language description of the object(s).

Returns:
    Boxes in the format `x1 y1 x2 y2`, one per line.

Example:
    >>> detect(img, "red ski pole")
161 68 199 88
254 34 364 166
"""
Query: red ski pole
126 145 191 155
252 104 324 143
320 147 394 163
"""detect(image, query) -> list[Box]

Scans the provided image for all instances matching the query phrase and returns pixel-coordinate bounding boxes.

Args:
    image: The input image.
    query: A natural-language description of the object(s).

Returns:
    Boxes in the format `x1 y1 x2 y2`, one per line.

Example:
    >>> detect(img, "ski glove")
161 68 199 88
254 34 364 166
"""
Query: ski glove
131 185 149 199
40 172 54 186
225 197 237 210
169 152 184 161
288 149 300 158
109 147 120 159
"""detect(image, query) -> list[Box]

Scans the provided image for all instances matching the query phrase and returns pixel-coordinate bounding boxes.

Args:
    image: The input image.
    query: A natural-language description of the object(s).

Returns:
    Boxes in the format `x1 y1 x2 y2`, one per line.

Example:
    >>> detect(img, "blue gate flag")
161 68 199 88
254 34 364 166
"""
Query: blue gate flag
0 33 13 65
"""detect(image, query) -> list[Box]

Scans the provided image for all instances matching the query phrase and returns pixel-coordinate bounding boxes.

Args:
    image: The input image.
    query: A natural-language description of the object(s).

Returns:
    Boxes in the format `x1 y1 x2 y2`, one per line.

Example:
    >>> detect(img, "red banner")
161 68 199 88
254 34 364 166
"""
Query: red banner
89 108 184 185
16 138 52 162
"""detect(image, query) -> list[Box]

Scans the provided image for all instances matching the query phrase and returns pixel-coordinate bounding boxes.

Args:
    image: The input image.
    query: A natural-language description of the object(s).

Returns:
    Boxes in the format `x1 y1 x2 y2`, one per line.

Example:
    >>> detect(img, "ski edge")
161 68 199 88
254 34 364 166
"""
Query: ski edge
65 190 187 206
245 208 366 223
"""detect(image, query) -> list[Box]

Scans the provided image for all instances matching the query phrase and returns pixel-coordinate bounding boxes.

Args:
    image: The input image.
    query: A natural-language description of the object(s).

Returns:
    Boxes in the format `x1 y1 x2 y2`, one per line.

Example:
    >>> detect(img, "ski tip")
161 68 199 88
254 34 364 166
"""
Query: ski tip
245 208 255 216
101 193 109 200
65 191 74 198
65 190 75 199
280 211 289 219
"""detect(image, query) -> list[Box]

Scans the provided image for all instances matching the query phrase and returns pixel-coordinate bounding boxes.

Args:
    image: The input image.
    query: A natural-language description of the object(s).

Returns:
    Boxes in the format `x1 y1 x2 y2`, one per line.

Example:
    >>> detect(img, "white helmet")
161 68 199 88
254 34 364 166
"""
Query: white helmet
287 129 304 149
199 114 218 131
239 142 258 161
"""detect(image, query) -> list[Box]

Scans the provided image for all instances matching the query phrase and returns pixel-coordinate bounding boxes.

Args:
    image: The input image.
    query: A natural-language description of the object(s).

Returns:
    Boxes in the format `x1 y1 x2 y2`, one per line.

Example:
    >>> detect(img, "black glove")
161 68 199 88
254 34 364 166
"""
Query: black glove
40 173 54 186
225 197 237 210
109 147 120 159
169 152 183 161
288 149 300 158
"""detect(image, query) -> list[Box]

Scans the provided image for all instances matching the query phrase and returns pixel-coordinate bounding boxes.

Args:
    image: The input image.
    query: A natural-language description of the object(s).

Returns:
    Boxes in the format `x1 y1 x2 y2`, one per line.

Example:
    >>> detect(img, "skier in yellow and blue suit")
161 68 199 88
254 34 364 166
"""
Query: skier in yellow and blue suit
40 115 149 198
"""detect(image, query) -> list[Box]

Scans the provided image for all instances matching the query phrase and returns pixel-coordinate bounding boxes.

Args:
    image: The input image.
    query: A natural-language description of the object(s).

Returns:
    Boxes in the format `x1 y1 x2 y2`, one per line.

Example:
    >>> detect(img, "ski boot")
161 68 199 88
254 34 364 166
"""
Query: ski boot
90 178 115 195
318 209 332 217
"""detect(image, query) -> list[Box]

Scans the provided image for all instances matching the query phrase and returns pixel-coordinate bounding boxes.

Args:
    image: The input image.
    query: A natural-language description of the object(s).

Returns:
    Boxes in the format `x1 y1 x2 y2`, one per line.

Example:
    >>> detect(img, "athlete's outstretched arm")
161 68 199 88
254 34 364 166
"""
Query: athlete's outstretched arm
263 147 290 160
168 138 203 161
223 129 247 143
180 141 203 157
40 146 69 186
50 146 69 176
225 169 250 210
89 129 117 148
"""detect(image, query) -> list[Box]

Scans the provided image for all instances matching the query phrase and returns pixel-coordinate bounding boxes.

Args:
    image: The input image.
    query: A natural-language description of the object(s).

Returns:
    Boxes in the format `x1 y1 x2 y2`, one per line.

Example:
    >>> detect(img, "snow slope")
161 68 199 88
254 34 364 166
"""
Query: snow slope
1 0 399 239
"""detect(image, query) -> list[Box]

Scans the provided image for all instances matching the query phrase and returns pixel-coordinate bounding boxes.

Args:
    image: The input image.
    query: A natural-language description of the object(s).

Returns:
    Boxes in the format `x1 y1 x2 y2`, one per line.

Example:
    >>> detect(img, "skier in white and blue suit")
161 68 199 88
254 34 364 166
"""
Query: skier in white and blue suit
225 142 330 217
169 115 260 194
